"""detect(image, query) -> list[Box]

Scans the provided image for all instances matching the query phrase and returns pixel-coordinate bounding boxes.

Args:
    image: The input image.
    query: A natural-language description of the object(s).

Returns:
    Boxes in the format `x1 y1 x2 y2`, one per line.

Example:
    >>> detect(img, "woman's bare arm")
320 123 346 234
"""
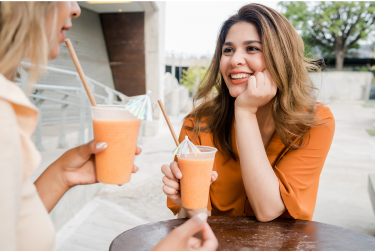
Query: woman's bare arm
234 71 285 222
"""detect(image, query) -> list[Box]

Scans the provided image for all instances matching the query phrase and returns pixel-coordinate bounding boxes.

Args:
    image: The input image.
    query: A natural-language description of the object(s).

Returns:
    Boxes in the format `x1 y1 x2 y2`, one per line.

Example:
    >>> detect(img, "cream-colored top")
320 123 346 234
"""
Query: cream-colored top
0 74 55 250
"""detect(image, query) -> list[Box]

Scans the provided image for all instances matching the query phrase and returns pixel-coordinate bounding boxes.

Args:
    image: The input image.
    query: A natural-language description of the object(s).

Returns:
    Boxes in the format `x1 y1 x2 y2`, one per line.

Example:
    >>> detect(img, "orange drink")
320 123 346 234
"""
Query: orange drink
178 146 217 209
92 105 141 185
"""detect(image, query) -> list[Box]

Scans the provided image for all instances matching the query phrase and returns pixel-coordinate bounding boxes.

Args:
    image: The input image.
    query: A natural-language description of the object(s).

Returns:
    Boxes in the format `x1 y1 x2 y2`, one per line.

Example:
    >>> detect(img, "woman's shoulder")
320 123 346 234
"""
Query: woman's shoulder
314 103 334 121
0 74 39 135
0 74 38 113
180 113 213 146
182 114 210 129
311 103 335 133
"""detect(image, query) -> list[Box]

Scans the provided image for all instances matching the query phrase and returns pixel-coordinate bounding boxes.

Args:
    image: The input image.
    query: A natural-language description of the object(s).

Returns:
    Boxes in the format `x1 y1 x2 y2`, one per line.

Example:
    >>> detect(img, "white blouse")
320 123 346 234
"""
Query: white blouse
0 74 55 250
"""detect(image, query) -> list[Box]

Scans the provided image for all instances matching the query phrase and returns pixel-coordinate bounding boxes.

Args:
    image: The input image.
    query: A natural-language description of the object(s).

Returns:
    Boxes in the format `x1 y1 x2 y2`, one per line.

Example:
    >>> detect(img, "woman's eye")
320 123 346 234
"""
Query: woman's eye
223 48 233 53
247 46 259 52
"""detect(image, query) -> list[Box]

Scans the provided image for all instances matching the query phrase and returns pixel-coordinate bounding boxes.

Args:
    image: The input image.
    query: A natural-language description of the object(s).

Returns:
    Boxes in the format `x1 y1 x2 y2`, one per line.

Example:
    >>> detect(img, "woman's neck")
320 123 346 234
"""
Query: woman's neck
256 100 275 131
255 100 275 148
3 69 15 80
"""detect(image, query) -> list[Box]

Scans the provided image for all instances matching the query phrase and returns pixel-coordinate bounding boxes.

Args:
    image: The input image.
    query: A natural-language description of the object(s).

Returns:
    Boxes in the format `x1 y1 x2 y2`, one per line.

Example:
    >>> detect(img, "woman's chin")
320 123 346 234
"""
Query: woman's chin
48 46 60 60
228 86 247 98
229 92 240 98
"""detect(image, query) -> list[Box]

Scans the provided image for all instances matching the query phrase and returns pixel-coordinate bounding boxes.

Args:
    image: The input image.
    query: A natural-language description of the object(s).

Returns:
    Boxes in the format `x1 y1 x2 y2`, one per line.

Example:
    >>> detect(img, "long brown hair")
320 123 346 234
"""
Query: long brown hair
0 2 57 85
186 3 322 161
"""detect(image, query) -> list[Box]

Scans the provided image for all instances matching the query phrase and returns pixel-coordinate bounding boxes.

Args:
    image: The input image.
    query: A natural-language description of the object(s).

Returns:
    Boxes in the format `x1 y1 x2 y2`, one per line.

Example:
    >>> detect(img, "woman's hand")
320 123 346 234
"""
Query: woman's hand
35 140 142 212
161 161 218 208
235 69 277 114
152 213 218 251
58 140 142 188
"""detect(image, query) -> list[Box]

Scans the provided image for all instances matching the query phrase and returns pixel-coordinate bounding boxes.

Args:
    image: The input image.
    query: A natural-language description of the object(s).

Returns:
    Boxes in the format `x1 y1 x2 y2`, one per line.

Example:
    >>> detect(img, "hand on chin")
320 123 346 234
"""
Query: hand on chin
228 84 248 98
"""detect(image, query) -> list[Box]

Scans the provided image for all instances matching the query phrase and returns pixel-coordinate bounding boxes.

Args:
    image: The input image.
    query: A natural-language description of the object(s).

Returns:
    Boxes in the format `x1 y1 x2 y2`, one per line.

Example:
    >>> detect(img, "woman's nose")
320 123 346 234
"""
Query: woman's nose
230 50 246 67
71 1 81 18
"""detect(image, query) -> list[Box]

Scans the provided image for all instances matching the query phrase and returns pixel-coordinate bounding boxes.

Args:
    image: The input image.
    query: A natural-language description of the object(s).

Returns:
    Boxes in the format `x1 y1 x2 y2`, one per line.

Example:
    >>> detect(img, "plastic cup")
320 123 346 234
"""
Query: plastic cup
92 105 141 185
178 146 217 210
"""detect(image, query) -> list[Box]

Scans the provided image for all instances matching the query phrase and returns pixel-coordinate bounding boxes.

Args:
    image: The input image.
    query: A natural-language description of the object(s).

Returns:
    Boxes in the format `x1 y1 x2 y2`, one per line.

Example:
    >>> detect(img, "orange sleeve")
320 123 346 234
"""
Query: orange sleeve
275 106 335 220
166 118 213 215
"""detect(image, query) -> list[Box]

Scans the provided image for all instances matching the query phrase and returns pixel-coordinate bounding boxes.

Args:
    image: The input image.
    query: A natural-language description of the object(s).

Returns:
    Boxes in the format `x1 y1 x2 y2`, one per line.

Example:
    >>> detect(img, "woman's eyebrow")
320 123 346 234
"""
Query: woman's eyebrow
244 40 261 45
223 41 233 46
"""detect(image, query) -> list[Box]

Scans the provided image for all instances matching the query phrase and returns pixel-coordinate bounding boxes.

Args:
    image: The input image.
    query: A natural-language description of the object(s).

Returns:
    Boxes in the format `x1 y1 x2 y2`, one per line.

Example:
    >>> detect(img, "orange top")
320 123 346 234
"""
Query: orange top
167 105 335 220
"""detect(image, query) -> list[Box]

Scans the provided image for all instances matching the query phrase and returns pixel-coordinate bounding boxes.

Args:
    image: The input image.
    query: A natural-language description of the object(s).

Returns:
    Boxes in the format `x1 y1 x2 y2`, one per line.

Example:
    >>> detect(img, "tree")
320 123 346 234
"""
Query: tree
279 1 375 70
180 66 208 94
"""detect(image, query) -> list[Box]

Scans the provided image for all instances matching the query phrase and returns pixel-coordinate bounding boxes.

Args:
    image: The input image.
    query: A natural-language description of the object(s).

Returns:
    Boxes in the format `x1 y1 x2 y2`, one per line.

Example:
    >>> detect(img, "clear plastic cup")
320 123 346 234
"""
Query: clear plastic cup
92 105 141 184
178 146 218 209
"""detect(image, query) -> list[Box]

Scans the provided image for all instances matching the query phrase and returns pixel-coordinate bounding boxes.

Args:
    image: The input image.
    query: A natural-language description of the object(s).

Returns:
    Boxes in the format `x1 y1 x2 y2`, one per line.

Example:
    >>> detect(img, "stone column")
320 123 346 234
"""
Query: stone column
141 1 166 137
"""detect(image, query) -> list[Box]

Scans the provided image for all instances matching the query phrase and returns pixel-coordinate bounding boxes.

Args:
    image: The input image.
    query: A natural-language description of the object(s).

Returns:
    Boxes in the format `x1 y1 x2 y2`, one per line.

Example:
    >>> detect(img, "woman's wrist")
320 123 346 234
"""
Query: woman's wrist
52 159 76 190
235 103 258 116
186 208 208 217
34 160 72 212
235 107 258 119
178 207 208 218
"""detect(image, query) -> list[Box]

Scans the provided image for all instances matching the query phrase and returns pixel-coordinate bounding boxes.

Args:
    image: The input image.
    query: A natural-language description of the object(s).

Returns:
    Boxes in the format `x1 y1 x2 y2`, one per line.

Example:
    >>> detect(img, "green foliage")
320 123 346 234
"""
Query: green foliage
279 1 375 59
362 103 375 107
366 129 375 136
359 66 369 72
180 66 208 93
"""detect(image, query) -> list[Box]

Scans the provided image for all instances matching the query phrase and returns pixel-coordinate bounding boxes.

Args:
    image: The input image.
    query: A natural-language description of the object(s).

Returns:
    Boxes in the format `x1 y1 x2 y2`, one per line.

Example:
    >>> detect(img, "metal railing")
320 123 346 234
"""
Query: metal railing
18 63 129 151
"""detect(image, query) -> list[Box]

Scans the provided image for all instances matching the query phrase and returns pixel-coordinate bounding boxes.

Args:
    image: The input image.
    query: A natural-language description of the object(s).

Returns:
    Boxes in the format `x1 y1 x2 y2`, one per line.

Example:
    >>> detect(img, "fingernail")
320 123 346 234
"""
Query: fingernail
196 213 208 222
177 173 182 179
96 142 107 149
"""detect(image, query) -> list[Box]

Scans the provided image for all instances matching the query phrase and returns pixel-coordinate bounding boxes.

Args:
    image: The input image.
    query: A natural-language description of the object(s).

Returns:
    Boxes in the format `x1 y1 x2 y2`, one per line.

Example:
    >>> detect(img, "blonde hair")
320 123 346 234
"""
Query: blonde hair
186 3 322 161
0 2 56 85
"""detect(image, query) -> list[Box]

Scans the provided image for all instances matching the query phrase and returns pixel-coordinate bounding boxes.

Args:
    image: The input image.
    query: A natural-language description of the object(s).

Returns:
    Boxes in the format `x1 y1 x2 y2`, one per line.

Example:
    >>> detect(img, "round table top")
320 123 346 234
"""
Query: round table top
109 216 375 251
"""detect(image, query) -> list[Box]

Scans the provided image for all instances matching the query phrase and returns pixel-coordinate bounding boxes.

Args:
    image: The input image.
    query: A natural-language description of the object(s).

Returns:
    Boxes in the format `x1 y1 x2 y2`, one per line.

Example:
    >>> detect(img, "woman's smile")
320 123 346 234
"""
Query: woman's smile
228 71 254 85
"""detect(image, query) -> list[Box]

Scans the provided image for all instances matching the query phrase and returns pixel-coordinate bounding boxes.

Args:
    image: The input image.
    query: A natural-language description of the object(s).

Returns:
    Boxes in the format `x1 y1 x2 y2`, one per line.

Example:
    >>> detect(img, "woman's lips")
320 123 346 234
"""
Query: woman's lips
229 76 250 85
60 30 66 42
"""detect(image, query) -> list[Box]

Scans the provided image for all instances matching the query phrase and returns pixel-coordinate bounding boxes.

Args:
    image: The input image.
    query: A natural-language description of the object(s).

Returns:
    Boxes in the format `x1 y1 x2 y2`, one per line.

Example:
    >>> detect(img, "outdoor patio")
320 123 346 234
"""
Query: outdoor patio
30 100 374 250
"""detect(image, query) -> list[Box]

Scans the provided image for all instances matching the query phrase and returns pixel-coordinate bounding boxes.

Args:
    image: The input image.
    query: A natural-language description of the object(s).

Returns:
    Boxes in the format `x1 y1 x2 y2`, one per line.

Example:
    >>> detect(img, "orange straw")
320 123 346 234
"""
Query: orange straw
158 99 179 146
65 39 97 106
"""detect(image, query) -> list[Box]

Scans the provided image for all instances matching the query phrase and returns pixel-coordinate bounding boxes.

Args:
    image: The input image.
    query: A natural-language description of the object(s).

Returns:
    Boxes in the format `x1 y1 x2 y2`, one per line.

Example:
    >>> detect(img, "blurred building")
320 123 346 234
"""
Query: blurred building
38 1 165 137
165 53 212 83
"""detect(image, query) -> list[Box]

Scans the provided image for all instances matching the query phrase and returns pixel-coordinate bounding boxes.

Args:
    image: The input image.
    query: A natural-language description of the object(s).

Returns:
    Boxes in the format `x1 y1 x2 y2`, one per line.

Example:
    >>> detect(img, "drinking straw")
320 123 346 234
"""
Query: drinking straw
65 39 97 106
157 99 179 146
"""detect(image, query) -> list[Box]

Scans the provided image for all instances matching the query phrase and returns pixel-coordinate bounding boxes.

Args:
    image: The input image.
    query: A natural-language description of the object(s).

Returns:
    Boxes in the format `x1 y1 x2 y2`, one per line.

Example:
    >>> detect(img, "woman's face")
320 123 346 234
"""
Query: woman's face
219 21 266 98
45 1 81 59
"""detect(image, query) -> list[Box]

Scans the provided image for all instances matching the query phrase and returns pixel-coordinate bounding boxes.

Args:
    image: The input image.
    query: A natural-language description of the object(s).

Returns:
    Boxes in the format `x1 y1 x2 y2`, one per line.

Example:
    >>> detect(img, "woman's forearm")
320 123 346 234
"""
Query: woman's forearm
235 109 285 221
34 160 70 213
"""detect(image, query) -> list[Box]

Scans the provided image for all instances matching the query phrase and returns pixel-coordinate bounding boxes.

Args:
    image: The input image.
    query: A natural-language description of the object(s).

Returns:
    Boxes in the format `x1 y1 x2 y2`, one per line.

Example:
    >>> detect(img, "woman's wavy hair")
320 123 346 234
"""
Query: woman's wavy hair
0 2 56 86
186 3 322 161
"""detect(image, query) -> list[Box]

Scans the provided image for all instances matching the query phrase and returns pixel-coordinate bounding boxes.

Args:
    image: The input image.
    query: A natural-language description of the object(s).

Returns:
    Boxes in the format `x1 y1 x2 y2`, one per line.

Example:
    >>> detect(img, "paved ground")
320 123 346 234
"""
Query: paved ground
35 101 375 250
312 101 375 235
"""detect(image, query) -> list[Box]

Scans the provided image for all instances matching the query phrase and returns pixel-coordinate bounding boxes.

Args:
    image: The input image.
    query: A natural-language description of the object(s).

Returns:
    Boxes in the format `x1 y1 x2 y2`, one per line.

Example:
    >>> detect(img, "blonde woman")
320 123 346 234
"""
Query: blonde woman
0 2 217 250
162 4 335 221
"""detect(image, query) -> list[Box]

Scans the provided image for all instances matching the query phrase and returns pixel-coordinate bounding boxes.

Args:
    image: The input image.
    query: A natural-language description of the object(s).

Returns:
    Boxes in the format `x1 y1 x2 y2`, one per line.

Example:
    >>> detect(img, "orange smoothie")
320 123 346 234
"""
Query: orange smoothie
178 157 215 209
93 118 141 184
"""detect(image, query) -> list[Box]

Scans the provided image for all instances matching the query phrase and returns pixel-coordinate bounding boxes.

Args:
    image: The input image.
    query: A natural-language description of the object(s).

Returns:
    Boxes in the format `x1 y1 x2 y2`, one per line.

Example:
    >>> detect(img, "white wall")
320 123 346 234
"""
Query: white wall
44 7 115 89
37 7 115 125
164 72 189 116
142 2 166 136
310 72 373 102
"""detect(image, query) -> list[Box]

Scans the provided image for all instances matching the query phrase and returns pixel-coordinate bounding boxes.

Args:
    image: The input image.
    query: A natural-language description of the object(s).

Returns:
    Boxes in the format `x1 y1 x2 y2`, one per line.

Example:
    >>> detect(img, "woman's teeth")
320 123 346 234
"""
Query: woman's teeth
231 73 251 79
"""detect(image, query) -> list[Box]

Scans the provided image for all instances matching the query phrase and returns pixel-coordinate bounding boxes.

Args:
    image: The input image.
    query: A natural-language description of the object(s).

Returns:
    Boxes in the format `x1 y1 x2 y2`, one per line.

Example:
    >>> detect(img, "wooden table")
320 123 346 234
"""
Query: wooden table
109 216 375 251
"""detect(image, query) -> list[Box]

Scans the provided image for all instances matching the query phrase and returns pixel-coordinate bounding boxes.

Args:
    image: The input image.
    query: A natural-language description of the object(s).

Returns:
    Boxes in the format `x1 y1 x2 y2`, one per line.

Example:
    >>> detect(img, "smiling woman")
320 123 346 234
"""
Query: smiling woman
162 3 335 222
0 2 218 251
